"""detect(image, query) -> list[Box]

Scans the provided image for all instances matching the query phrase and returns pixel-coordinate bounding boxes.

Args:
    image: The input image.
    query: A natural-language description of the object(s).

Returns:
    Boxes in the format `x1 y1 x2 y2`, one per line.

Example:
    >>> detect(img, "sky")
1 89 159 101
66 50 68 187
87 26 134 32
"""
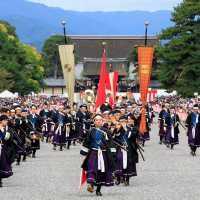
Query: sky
29 0 182 12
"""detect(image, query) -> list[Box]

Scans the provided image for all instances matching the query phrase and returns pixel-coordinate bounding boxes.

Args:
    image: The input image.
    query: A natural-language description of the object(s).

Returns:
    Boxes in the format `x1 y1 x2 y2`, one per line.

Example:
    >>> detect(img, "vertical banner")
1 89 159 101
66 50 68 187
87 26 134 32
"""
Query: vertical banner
58 45 75 107
107 71 118 108
138 47 154 134
95 48 107 109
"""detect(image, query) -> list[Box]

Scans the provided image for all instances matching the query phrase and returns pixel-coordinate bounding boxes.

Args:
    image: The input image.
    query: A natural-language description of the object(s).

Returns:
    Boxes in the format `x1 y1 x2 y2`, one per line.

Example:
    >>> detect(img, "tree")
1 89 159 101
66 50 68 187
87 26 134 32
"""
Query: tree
157 0 200 96
42 35 73 78
0 69 14 92
0 20 44 95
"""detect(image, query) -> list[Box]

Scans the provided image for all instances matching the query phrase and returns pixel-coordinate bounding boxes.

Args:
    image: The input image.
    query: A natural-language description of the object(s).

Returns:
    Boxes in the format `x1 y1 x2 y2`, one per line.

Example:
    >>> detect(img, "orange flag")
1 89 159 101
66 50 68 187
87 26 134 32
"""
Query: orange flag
138 47 154 134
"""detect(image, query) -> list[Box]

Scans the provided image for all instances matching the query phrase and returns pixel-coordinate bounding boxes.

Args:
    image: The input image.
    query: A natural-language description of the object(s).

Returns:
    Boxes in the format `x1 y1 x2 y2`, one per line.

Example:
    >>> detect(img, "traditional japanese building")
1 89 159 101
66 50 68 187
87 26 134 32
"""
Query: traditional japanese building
42 35 158 95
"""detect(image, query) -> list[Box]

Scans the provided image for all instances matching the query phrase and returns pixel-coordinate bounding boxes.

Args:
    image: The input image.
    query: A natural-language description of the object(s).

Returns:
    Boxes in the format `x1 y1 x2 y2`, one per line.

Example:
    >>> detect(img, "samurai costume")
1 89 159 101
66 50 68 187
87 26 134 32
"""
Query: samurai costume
158 108 169 144
27 113 42 157
75 109 91 141
80 127 114 196
52 111 67 151
40 109 53 143
113 125 138 186
186 111 200 156
165 113 180 149
0 127 14 187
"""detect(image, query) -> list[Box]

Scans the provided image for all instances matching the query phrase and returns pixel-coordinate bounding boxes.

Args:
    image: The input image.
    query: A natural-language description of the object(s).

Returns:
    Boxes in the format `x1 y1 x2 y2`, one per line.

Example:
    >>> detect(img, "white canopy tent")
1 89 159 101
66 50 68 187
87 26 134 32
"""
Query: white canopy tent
0 90 17 98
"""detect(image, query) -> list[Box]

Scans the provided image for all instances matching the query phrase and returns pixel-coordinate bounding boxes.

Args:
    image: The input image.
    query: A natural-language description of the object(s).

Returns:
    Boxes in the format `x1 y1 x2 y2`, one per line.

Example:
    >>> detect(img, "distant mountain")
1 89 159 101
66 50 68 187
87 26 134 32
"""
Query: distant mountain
0 0 173 50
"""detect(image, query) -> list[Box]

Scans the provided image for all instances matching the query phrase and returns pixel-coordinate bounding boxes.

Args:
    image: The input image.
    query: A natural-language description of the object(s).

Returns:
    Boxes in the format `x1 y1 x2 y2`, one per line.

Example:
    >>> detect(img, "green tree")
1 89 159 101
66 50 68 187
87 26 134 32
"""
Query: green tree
42 35 73 78
0 69 14 92
157 0 200 96
0 21 44 95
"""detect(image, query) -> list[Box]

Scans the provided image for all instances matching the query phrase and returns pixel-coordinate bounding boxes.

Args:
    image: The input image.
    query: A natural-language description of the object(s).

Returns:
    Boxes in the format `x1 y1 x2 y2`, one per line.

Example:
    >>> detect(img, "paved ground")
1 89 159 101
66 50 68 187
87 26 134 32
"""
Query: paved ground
1 121 200 200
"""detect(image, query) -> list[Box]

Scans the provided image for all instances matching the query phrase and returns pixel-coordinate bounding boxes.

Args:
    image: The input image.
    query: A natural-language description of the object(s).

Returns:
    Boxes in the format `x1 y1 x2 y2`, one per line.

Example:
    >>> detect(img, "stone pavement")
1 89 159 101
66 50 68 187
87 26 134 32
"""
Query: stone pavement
1 122 200 200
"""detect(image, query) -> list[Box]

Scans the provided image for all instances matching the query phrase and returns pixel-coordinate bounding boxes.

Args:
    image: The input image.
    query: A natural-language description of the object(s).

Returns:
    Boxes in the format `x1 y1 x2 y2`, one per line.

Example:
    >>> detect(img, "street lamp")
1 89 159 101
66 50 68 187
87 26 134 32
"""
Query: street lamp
61 20 67 44
144 21 149 46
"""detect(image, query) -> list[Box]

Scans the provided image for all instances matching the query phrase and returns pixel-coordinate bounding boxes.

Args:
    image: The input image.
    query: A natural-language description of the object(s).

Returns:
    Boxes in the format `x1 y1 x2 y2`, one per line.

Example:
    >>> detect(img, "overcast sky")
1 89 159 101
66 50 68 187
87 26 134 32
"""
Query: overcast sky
29 0 182 12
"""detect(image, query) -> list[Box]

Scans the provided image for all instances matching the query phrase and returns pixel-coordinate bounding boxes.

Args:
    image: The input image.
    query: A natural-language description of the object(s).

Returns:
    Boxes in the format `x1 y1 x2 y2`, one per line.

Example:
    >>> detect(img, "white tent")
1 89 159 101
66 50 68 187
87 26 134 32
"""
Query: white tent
0 90 17 98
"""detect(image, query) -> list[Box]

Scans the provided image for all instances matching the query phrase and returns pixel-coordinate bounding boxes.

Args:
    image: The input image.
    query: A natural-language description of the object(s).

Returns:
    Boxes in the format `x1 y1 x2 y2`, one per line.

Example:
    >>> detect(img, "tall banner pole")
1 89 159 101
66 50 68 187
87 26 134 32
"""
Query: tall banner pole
138 46 154 134
58 45 75 108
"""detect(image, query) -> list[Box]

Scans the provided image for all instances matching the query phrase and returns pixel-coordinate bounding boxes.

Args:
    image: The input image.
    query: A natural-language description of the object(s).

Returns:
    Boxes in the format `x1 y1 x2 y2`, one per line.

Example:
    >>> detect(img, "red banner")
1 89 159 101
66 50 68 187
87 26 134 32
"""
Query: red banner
95 48 107 109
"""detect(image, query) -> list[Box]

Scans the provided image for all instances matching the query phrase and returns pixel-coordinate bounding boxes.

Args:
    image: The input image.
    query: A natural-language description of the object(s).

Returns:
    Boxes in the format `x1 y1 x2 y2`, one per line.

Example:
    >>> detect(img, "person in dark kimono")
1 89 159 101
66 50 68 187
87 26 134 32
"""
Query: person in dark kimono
158 105 169 144
100 101 112 113
113 115 138 186
39 102 53 143
75 104 90 141
27 105 42 158
147 104 155 124
20 109 33 157
0 115 14 187
80 114 114 196
138 106 151 147
13 112 27 165
165 107 180 150
65 106 77 149
52 105 67 151
186 104 200 156
71 103 78 145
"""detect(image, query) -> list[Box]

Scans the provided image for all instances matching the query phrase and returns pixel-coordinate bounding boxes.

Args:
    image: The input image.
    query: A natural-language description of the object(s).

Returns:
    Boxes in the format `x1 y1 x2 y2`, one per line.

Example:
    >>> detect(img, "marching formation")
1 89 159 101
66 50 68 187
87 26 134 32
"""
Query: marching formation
0 96 199 197
158 102 200 155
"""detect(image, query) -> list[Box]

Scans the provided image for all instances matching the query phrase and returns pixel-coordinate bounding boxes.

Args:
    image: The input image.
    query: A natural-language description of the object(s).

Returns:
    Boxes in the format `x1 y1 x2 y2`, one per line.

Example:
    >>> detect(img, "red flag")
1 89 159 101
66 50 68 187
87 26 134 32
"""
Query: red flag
95 48 107 109
80 169 87 188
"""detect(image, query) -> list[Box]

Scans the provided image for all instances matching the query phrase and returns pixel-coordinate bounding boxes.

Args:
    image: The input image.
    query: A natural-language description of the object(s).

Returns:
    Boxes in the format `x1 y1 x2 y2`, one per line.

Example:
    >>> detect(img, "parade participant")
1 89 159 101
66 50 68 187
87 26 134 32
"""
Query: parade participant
10 109 16 119
113 115 138 186
0 115 14 187
15 107 22 116
20 109 32 158
0 108 10 116
147 104 155 124
120 106 126 116
165 107 180 150
39 102 53 143
27 105 42 158
75 104 90 141
126 104 133 116
13 111 27 165
158 104 169 144
65 106 75 150
71 103 78 145
80 114 114 196
138 106 151 147
102 111 111 129
114 109 121 121
186 104 200 156
109 111 117 124
52 105 67 151
100 101 112 113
